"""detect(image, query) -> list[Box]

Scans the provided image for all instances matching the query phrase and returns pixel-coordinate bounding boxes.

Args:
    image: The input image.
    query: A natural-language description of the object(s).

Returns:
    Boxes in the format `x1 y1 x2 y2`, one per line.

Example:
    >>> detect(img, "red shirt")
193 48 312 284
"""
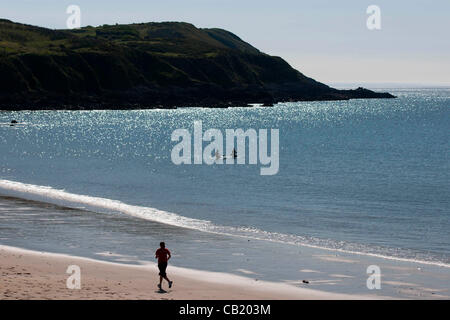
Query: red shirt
155 248 171 263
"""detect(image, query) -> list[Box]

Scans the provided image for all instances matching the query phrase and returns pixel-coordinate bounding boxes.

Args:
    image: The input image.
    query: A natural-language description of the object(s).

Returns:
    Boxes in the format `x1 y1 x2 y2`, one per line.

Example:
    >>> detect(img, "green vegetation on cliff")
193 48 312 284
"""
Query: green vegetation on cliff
0 19 394 109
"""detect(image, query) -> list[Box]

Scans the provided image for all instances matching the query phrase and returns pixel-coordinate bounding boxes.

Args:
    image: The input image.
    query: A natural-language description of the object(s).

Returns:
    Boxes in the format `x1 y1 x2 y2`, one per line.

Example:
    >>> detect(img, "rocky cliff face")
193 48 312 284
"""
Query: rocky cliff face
0 19 394 110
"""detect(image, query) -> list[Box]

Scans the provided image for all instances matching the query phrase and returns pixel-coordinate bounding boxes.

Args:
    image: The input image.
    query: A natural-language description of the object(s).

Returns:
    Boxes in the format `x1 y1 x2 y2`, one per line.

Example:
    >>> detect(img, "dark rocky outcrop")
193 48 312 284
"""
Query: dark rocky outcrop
0 19 395 110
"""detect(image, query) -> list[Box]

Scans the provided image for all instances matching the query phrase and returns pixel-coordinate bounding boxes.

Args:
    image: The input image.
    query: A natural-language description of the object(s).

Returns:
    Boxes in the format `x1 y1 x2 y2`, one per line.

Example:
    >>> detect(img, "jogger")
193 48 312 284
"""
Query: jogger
155 242 173 290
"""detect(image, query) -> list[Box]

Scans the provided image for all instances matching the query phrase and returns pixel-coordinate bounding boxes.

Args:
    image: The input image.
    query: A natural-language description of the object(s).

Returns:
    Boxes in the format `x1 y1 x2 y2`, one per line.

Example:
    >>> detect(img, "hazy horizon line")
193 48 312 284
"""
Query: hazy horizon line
328 82 450 89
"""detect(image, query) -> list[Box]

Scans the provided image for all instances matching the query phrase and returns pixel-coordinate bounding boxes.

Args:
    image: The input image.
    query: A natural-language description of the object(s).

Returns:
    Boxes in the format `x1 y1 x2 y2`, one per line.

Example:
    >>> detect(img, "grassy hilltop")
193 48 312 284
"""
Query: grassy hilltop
0 19 394 109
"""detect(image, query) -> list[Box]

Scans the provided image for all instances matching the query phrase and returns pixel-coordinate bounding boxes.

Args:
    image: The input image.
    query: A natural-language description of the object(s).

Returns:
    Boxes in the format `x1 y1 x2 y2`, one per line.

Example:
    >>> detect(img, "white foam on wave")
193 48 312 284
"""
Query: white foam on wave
1 178 449 269
0 179 212 231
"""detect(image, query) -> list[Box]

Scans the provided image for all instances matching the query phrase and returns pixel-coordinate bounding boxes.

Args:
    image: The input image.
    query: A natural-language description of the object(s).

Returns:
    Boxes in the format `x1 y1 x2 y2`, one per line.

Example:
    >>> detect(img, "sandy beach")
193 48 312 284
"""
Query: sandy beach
0 245 370 300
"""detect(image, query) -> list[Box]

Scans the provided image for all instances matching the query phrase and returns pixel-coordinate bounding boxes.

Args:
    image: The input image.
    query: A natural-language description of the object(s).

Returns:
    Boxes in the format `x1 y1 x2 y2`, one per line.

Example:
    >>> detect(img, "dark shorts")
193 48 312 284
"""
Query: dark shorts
158 262 168 277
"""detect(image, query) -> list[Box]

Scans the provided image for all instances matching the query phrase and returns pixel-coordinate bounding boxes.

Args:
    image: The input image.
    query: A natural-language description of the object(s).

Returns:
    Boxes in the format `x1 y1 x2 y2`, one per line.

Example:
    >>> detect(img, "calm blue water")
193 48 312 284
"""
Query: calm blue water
1 88 449 266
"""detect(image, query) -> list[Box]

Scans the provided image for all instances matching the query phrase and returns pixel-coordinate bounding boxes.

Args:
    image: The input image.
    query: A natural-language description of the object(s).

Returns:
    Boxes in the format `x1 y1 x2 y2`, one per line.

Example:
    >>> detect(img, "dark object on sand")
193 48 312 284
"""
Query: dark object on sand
302 280 309 284
11 120 18 124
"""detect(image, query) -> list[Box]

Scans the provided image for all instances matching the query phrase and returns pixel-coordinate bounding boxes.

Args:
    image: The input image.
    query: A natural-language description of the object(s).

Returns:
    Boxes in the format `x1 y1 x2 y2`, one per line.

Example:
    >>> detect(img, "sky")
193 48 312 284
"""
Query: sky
1 0 449 85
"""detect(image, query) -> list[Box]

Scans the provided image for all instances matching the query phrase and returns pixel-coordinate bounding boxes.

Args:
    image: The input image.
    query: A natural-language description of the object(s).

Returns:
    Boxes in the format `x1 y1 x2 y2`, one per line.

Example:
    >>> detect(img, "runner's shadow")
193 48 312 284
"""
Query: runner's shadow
155 289 168 294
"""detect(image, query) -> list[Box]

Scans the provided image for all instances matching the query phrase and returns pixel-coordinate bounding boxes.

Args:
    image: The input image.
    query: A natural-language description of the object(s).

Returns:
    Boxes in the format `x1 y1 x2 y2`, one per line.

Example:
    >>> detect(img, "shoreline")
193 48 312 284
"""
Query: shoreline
0 184 449 299
0 180 448 270
0 93 394 112
0 244 375 300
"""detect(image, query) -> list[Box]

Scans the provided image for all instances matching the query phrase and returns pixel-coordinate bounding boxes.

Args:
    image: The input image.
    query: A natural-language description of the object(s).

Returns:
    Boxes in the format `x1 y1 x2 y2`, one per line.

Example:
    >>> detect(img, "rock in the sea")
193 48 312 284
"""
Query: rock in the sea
11 120 18 124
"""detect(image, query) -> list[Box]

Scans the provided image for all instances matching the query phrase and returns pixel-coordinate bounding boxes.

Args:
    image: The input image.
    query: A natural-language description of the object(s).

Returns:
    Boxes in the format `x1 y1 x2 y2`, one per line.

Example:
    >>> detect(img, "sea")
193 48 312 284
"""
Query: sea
1 87 449 298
